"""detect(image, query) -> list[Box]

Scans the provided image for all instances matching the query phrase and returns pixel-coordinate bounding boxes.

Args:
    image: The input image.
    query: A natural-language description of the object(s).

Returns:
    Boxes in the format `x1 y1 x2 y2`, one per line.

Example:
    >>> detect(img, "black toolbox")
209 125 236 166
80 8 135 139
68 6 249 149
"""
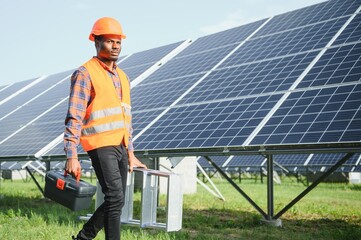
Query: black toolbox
44 170 97 211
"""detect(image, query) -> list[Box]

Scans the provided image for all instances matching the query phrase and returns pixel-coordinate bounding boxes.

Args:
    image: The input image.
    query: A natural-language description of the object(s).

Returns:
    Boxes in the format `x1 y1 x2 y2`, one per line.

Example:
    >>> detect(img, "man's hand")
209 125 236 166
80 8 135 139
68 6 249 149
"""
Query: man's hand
128 151 147 172
65 158 81 181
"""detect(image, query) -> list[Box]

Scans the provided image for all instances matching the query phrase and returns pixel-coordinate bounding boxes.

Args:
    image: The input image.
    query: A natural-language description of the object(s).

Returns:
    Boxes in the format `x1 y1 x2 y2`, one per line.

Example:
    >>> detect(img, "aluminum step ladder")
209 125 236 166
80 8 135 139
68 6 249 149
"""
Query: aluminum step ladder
95 167 183 232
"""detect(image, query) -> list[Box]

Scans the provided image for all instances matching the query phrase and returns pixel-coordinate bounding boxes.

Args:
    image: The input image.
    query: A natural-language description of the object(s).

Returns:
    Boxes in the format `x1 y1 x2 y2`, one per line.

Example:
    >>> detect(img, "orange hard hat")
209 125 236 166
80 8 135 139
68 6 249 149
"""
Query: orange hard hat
89 17 126 41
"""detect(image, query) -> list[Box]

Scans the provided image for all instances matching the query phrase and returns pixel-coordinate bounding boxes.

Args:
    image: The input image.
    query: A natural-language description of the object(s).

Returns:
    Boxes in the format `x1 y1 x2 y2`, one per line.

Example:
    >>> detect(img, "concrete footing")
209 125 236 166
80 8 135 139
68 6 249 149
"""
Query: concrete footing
260 218 282 227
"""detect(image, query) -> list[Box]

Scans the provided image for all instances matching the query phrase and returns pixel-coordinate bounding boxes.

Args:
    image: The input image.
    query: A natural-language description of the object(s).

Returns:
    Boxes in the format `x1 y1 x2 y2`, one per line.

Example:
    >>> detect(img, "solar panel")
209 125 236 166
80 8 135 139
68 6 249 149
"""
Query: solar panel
179 51 318 104
223 17 348 66
274 154 310 166
228 155 265 167
135 94 282 150
0 161 23 170
180 19 267 55
134 20 266 88
0 71 72 145
333 13 361 45
132 73 205 110
1 0 360 164
0 100 68 157
0 78 35 102
251 83 361 145
308 153 360 166
0 76 51 121
119 41 184 80
254 0 359 36
353 165 361 172
134 0 361 153
297 43 361 88
197 156 230 168
0 85 8 92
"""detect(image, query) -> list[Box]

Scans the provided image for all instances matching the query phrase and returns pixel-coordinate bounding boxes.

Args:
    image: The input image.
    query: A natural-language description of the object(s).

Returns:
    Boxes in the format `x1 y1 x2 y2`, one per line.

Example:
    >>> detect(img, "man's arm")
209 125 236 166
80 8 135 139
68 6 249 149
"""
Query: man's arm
64 68 92 178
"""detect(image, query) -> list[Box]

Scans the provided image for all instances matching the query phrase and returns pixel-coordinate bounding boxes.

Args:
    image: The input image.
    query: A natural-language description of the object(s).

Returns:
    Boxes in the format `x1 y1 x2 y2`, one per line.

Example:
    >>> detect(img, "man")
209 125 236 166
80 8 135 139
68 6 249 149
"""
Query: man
64 17 147 240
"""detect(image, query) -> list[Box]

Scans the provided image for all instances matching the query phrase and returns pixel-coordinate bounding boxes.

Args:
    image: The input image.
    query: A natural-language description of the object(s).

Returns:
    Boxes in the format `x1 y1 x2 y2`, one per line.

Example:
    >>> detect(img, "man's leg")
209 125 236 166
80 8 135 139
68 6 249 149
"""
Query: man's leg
76 145 128 240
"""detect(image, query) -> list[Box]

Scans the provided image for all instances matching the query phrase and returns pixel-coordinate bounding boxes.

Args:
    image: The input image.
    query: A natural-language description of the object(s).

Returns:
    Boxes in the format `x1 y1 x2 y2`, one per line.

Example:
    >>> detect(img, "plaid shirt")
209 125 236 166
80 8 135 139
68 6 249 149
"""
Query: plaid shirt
64 57 134 159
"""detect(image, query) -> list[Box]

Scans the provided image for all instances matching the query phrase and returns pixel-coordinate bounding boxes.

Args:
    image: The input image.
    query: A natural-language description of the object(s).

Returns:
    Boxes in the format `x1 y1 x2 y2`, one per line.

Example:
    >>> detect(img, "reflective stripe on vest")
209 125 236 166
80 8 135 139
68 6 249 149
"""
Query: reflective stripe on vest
82 121 125 136
84 106 123 125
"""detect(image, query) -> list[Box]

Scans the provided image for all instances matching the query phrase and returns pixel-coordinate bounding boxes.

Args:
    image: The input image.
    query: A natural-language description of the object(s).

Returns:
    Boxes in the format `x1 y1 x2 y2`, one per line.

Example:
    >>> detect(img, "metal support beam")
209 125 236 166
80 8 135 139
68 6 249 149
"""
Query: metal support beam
266 154 274 220
25 166 44 195
274 152 355 219
204 156 267 219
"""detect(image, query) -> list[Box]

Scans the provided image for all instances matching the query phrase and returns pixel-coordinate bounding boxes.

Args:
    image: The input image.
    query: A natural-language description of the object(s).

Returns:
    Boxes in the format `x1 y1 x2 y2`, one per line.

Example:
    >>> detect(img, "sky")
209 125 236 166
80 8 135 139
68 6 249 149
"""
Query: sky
0 0 326 86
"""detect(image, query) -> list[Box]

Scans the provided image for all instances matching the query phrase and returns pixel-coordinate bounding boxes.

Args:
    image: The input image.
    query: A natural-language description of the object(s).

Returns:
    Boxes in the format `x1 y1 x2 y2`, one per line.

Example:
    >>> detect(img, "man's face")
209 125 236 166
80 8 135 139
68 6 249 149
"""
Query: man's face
96 34 122 62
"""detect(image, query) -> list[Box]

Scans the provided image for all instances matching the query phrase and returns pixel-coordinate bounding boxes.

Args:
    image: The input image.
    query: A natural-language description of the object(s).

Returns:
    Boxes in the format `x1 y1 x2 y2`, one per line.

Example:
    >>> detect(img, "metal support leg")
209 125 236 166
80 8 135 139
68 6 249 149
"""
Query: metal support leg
274 153 355 219
267 154 274 220
25 166 44 195
205 156 267 219
262 155 282 226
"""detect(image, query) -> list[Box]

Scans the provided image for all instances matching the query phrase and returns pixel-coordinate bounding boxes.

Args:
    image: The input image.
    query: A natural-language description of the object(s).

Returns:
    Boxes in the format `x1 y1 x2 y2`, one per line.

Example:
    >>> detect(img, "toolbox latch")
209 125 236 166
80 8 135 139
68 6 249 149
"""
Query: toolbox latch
56 178 66 190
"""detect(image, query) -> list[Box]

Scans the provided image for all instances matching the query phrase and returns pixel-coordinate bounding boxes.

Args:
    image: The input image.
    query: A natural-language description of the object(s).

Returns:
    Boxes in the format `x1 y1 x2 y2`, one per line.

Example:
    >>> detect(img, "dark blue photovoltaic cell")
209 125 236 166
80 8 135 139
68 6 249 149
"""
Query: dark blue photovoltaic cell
0 161 23 170
333 13 361 45
135 95 282 151
308 153 360 166
354 165 361 172
179 51 318 105
251 83 361 145
119 41 183 80
274 154 310 166
120 41 183 69
0 78 35 102
228 155 265 167
197 157 212 168
223 17 347 67
197 156 230 168
297 43 361 88
179 20 266 56
0 101 68 156
0 71 71 143
132 110 164 136
137 19 268 88
140 45 235 85
132 73 204 111
121 63 154 81
255 0 359 37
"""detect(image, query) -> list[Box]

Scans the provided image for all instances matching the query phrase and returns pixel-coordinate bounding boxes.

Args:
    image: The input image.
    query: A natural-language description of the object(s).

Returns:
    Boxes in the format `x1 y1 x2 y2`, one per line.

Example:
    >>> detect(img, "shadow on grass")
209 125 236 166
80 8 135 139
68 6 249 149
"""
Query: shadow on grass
1 194 361 240
0 194 93 226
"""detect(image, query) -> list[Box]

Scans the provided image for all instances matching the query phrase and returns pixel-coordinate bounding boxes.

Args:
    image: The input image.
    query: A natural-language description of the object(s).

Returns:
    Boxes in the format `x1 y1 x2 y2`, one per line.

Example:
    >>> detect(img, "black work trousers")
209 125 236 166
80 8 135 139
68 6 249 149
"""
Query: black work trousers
77 144 128 240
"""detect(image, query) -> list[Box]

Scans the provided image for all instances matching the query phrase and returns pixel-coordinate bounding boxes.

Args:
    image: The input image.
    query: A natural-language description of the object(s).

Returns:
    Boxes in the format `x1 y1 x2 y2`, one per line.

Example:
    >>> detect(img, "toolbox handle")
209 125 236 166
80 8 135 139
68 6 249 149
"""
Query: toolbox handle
64 170 81 183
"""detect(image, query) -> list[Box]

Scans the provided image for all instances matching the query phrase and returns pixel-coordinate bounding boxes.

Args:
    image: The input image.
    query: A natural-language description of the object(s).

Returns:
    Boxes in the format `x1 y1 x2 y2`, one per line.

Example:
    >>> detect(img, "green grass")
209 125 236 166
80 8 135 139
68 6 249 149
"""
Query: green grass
0 176 360 239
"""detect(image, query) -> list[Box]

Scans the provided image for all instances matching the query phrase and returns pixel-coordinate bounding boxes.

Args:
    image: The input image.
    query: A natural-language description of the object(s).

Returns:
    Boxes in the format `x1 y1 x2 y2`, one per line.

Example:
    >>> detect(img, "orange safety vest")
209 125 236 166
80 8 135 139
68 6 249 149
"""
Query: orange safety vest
80 58 132 151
